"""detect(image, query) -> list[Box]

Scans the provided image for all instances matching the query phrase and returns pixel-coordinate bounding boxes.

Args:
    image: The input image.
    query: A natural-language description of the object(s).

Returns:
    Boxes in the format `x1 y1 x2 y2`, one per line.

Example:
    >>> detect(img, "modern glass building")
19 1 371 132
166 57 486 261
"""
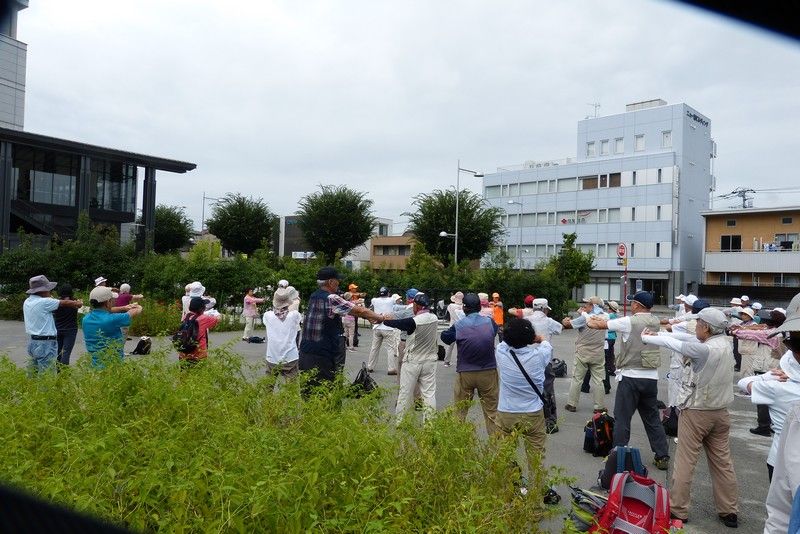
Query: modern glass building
481 99 716 304
0 1 195 252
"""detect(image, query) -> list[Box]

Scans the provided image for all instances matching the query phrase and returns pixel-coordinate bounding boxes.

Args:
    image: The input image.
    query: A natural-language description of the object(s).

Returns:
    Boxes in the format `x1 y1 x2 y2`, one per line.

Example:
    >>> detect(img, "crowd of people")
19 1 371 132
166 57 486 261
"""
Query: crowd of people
18 268 800 531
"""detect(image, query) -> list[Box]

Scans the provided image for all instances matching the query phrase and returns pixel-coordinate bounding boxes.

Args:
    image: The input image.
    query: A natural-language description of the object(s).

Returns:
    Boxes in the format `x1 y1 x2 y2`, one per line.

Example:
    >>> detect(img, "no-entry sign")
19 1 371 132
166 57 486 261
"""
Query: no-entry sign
617 243 627 258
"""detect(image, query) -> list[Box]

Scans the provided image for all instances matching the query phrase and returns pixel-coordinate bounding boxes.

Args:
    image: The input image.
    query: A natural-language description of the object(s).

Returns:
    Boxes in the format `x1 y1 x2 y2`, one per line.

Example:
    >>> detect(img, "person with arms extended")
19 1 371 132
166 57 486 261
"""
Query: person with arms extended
562 296 608 413
53 284 80 367
299 267 384 390
23 275 83 373
586 291 670 471
82 286 142 368
441 292 500 435
263 287 303 382
495 318 552 491
178 296 221 366
241 288 266 341
443 291 465 367
641 307 739 528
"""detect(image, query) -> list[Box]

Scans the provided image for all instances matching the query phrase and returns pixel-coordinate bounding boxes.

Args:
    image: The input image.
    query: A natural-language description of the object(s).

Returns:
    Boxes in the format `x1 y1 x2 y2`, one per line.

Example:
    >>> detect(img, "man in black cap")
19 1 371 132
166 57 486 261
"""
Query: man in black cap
299 266 385 389
587 290 670 471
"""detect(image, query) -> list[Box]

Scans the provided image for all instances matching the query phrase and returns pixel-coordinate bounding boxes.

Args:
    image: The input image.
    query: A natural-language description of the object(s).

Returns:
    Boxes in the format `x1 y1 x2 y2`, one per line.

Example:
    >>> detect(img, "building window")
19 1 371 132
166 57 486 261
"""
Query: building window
485 185 501 198
635 134 645 152
377 223 389 236
726 219 736 227
657 168 662 183
607 208 620 222
12 146 80 207
662 130 672 148
630 243 635 257
548 180 557 193
720 235 742 251
631 207 636 222
600 174 608 187
657 206 662 220
600 140 609 155
615 138 623 154
598 209 607 223
580 175 598 190
586 142 596 157
782 217 793 225
656 242 661 257
609 172 621 187
547 212 556 225
632 171 637 185
557 177 577 192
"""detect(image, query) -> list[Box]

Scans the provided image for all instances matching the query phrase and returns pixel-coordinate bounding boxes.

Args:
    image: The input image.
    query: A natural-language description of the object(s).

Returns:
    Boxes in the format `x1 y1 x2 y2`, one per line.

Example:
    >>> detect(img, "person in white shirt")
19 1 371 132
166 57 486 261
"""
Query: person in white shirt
263 287 303 383
23 275 83 373
586 291 670 471
529 298 562 433
367 287 401 374
443 291 465 367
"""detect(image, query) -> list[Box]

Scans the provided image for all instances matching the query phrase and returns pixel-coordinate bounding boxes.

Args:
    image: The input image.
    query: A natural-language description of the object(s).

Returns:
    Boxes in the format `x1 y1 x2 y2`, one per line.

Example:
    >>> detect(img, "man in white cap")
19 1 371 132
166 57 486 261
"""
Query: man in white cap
673 294 686 319
642 307 739 528
740 295 750 308
22 275 83 373
763 292 800 532
82 286 142 368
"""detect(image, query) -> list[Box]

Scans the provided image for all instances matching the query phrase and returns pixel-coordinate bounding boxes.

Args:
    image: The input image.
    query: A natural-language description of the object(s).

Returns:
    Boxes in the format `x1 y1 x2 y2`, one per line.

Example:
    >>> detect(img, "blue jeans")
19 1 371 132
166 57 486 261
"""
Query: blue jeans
57 330 78 366
28 339 58 374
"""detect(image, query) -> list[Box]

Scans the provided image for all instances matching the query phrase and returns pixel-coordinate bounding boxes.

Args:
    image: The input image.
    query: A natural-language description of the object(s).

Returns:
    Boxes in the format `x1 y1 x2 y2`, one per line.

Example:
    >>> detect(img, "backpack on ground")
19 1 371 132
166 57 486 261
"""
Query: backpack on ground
583 411 615 457
598 446 649 490
568 486 608 532
589 471 681 534
661 406 679 437
172 316 200 354
248 336 265 344
130 336 151 355
350 362 378 398
552 358 568 377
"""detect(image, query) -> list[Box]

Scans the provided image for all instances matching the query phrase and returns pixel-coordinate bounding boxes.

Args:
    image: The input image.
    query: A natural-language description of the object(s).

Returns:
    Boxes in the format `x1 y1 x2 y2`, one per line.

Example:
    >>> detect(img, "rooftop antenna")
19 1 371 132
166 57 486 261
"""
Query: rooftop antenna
587 102 601 118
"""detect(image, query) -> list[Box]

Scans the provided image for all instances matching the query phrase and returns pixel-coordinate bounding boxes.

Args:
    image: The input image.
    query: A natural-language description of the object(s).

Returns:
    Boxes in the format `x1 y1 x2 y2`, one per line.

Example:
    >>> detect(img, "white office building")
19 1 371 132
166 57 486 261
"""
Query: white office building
481 99 715 304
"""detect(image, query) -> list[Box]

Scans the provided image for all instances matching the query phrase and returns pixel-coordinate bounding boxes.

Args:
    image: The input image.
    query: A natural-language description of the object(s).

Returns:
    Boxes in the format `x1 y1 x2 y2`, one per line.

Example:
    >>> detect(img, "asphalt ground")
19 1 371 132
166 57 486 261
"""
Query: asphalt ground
0 319 772 533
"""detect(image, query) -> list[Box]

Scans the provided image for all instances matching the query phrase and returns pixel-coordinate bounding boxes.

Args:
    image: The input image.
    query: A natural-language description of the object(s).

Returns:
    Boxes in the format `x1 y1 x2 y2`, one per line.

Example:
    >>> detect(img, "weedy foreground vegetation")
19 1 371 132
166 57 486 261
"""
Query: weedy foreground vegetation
0 348 558 532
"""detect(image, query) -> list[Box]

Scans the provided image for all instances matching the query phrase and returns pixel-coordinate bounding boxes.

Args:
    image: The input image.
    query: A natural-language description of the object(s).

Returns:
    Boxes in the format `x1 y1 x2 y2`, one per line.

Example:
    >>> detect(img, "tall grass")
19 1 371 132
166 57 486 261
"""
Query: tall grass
0 348 557 532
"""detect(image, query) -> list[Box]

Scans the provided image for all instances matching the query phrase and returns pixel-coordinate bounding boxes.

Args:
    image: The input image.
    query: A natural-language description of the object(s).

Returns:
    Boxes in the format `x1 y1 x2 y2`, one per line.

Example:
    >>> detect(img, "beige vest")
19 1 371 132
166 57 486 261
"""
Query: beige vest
616 314 662 370
403 312 439 363
575 317 606 362
679 335 734 410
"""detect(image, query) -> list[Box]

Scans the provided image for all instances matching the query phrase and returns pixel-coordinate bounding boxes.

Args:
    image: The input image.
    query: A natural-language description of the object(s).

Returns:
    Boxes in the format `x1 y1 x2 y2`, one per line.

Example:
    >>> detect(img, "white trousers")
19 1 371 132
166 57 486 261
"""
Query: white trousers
667 350 683 408
395 360 437 423
368 328 399 371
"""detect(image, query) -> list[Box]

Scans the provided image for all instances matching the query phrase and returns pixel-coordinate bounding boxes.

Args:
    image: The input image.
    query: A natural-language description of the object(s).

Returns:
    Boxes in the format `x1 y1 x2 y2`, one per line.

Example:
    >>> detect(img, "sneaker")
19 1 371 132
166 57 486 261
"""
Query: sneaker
654 455 670 471
564 404 577 413
543 488 561 505
367 368 375 373
443 361 451 367
719 513 738 528
387 370 398 376
750 426 773 437
546 422 559 434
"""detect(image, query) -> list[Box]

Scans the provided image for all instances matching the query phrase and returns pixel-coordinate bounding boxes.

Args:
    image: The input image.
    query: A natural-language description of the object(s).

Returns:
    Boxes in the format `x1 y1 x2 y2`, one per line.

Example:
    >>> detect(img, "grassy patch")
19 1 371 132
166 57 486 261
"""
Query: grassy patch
0 348 557 532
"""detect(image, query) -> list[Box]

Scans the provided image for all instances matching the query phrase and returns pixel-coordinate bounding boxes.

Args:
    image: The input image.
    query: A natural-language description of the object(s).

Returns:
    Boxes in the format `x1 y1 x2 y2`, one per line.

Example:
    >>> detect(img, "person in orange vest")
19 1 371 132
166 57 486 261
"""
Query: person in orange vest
492 292 505 342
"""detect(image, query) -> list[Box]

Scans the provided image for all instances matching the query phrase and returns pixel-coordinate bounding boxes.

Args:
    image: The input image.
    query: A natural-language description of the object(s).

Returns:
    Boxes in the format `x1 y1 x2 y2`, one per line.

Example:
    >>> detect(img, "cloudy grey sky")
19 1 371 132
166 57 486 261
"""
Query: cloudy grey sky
18 1 800 231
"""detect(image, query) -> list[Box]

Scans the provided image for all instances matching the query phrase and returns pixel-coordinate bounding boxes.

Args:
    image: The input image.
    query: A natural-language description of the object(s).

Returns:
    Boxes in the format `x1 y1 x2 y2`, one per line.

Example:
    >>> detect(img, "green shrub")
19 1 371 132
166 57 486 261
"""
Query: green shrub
0 292 26 321
0 351 556 532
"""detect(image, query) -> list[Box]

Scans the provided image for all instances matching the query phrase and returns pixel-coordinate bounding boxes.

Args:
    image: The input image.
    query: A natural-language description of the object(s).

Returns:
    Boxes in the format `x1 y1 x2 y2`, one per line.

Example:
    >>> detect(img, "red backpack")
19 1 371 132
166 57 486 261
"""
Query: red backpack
589 471 680 534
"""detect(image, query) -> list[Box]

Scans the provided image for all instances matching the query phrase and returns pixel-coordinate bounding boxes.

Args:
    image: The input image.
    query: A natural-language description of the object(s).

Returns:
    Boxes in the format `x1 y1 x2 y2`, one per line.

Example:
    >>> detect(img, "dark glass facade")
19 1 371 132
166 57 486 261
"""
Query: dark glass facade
90 159 136 213
11 146 79 206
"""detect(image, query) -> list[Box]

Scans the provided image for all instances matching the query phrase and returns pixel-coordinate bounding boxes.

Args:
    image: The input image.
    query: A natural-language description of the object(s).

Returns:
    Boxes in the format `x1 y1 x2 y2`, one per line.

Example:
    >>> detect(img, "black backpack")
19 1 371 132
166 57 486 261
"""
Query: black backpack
551 358 568 377
247 336 265 344
173 315 200 354
583 411 615 457
130 336 152 355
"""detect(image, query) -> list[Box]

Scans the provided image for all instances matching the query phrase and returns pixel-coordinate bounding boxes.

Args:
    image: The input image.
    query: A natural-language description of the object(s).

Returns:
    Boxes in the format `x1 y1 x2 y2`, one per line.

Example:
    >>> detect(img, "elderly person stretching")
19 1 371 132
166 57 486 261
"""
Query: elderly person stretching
263 287 303 382
23 275 83 373
641 307 739 528
562 296 608 413
299 267 384 391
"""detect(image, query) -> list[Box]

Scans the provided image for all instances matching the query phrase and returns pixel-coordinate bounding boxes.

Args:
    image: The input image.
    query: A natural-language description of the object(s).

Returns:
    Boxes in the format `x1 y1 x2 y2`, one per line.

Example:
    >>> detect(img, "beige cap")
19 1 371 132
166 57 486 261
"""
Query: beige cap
582 296 604 306
89 286 115 303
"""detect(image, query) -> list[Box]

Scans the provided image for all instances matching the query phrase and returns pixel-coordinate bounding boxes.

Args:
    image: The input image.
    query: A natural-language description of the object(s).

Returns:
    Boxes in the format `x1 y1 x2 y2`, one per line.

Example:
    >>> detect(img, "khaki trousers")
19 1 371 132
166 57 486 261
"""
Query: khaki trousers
454 368 499 435
368 328 399 372
396 360 437 422
496 410 546 485
671 408 739 518
567 353 606 410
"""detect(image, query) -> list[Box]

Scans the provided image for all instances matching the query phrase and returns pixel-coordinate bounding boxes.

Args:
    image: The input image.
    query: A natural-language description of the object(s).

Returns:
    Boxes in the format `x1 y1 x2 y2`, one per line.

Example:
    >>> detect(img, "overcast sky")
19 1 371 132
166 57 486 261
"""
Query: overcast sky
18 1 800 231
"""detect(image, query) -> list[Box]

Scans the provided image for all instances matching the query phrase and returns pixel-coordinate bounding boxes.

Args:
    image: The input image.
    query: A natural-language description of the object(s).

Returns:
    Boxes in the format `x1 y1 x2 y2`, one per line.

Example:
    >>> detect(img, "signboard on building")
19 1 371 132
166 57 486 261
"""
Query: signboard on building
617 243 627 258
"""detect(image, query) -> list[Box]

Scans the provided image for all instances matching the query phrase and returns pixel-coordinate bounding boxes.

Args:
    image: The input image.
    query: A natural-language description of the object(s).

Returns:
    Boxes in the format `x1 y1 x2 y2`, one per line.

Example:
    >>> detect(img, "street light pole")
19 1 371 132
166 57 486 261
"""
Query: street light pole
201 192 220 232
508 200 523 271
455 160 484 267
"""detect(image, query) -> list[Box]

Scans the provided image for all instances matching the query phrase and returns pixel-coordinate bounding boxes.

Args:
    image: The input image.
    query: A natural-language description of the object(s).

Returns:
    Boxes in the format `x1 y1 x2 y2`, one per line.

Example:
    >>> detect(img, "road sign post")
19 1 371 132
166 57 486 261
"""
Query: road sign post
618 243 628 315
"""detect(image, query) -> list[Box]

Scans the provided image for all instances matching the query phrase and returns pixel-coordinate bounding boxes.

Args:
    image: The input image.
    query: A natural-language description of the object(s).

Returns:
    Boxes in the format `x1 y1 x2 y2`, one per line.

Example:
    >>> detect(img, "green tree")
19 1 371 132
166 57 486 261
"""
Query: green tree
541 232 595 294
149 205 193 254
296 185 376 264
406 189 504 267
206 194 277 255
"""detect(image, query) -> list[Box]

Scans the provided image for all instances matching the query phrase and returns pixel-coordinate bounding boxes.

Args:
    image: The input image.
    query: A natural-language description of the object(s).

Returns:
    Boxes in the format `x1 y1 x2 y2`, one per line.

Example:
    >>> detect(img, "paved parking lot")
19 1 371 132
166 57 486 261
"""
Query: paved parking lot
0 319 772 533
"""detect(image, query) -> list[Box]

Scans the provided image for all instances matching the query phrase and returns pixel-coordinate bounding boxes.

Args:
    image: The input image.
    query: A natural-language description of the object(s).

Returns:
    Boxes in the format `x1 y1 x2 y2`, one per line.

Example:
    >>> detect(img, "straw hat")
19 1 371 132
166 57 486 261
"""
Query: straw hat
273 287 299 309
